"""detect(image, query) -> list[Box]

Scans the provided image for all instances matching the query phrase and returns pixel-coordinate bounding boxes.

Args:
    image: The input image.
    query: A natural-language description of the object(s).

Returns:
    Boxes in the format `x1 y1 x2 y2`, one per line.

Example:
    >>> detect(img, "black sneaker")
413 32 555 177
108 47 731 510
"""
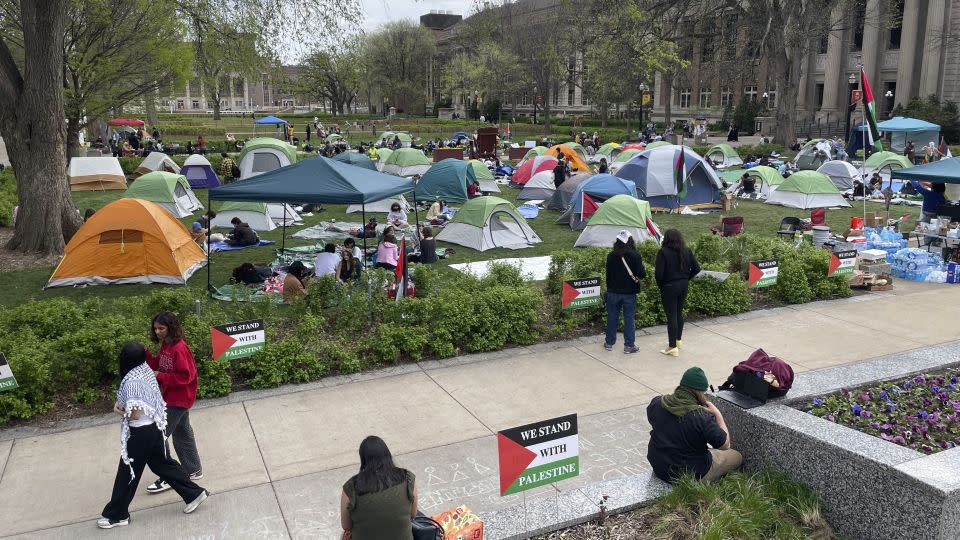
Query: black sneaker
603 343 613 351
624 346 640 354
97 517 129 529
146 479 171 494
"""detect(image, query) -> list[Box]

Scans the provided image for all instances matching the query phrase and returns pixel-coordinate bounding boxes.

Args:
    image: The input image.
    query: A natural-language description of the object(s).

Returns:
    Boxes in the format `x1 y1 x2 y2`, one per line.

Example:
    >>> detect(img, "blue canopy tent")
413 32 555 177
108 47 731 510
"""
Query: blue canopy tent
876 117 940 154
253 115 288 138
891 157 960 184
207 156 417 289
846 123 870 157
332 151 378 171
556 173 638 229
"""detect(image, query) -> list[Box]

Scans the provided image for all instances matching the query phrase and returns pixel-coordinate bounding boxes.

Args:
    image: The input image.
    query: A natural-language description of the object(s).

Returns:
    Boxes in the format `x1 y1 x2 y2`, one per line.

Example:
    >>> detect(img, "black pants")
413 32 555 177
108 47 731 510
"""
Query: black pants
102 425 204 521
166 407 202 475
660 280 689 348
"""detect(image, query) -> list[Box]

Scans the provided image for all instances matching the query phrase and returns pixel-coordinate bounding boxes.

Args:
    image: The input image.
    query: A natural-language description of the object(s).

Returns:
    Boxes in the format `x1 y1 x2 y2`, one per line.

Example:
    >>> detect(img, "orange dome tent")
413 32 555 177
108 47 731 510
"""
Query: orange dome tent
546 144 590 172
46 198 206 288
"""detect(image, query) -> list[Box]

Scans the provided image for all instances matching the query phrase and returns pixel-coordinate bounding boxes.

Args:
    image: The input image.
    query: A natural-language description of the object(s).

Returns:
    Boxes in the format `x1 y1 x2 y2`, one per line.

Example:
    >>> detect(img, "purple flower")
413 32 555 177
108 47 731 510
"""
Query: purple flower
922 444 934 453
813 398 824 407
827 414 836 422
892 436 906 445
853 403 864 417
881 423 892 431
880 433 894 441
904 382 912 390
887 404 897 413
953 402 960 412
869 422 881 429
920 411 929 420
880 391 888 399
916 375 927 384
951 376 958 385
862 410 873 418
933 385 941 393
860 394 871 402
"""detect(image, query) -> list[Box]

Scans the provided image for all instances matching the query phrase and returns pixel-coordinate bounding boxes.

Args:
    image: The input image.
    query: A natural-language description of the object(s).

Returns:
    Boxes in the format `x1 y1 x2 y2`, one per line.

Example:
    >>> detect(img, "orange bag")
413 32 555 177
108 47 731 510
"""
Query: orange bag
432 505 483 540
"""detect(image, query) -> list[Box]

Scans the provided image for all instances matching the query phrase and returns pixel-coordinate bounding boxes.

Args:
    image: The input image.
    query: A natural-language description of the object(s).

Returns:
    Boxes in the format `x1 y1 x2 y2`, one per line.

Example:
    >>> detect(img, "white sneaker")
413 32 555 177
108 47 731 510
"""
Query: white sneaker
189 471 203 480
97 517 129 529
145 479 171 494
184 490 209 514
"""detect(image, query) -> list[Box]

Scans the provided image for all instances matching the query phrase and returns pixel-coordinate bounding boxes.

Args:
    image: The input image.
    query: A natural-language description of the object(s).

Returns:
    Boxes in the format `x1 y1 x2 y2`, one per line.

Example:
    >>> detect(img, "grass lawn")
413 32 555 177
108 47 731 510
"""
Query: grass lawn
2 179 916 308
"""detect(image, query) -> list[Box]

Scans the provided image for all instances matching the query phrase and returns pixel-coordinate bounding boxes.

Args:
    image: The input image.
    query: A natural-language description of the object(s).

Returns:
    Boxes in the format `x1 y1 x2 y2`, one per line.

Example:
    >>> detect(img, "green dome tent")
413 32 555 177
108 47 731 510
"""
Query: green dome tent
609 148 643 173
374 147 393 170
575 195 658 248
333 151 377 171
468 159 500 193
381 148 431 177
325 133 343 143
592 143 622 163
209 201 301 231
645 141 671 150
520 146 549 162
706 144 744 168
745 165 786 197
415 159 478 203
864 151 912 171
435 196 541 251
765 170 850 209
237 137 298 179
123 171 202 218
377 131 413 146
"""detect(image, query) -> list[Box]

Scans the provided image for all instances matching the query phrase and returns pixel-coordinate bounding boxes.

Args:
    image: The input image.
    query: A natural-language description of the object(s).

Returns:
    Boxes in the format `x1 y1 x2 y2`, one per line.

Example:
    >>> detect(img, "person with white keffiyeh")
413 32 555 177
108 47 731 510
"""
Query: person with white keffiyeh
98 342 209 529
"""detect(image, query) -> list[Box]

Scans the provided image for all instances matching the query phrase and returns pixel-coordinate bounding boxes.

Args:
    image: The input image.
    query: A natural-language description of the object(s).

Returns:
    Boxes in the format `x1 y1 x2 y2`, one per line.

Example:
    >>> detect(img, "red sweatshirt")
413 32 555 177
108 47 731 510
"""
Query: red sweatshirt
146 339 198 409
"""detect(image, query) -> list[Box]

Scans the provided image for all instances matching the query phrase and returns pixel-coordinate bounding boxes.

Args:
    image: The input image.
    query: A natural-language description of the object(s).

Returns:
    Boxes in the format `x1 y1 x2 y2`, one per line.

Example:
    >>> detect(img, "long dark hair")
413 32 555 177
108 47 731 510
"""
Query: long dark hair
150 311 184 344
354 436 407 495
612 236 635 256
661 229 688 271
119 342 146 378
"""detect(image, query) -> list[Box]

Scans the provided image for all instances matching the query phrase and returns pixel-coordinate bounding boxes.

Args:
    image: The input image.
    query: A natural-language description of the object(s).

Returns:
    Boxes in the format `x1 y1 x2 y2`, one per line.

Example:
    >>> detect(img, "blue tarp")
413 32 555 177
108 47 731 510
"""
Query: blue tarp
569 174 638 211
876 116 940 132
254 115 288 125
891 157 960 184
210 156 415 204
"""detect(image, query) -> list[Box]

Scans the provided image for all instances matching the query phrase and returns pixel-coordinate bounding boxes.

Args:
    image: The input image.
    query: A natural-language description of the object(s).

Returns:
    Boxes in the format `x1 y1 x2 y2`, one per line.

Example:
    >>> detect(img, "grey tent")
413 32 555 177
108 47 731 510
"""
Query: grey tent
436 196 541 251
547 173 590 210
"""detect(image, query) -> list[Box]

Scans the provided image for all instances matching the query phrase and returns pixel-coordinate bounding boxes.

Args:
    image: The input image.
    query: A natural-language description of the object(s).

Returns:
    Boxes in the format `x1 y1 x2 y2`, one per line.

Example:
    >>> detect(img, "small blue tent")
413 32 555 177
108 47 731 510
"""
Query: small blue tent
876 116 940 153
333 151 378 171
414 159 477 202
254 115 287 125
556 174 638 229
615 145 723 210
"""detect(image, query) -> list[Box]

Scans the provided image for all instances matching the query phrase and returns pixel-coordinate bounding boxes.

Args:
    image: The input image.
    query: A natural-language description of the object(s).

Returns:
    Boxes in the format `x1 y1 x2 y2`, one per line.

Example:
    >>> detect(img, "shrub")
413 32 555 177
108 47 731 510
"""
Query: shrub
480 262 525 289
360 322 428 363
686 271 752 316
693 234 725 267
771 252 813 304
0 329 56 425
0 298 86 340
241 335 328 389
54 314 142 389
196 358 232 399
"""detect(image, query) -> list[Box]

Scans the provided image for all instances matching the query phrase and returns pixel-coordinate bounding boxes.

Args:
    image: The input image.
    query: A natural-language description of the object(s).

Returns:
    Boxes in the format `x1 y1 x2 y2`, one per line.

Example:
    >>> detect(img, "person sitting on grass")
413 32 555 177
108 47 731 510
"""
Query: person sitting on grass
646 367 742 484
415 226 438 265
282 261 310 304
344 237 363 262
314 243 340 278
426 199 448 221
336 248 361 284
387 202 408 228
225 217 258 247
375 232 399 271
467 181 480 199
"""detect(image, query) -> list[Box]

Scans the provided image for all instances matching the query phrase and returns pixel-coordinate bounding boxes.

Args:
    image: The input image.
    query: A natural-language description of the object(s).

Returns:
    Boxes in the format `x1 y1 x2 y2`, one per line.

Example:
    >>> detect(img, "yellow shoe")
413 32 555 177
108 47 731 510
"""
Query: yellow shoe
660 347 679 357
676 340 682 349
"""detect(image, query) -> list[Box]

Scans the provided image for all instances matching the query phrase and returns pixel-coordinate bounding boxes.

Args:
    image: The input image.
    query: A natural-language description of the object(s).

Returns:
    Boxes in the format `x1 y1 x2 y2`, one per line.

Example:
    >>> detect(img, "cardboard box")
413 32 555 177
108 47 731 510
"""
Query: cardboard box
433 505 483 540
721 193 734 211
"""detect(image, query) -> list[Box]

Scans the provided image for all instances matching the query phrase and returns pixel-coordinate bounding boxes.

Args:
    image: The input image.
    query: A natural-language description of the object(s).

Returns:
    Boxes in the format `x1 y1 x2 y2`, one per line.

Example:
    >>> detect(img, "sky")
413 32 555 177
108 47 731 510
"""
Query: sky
360 0 469 31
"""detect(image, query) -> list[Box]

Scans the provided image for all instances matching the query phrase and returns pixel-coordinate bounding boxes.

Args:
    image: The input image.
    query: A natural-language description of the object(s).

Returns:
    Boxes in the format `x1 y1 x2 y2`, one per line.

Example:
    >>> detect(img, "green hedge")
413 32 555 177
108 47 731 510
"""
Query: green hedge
0 231 850 426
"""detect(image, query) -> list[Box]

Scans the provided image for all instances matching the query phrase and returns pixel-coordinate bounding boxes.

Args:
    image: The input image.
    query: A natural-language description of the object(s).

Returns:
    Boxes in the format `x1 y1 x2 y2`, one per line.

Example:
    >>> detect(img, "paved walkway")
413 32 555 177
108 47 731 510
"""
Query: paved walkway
0 280 956 539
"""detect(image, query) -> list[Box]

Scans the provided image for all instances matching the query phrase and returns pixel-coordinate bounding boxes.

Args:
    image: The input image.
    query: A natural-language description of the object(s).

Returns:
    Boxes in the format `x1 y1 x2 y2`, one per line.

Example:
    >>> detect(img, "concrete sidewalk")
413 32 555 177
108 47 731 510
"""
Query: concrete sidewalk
1 280 956 539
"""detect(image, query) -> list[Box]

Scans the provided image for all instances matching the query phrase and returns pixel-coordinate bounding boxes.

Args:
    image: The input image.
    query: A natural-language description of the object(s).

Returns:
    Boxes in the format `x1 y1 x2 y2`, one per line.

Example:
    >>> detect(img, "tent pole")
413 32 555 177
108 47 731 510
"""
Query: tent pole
205 189 211 293
281 204 287 254
363 202 373 325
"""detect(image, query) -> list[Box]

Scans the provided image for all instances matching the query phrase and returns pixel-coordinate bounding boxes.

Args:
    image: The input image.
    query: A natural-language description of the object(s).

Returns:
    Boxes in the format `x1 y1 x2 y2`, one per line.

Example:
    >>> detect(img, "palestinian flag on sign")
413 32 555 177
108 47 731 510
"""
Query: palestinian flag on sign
674 148 687 200
860 67 884 152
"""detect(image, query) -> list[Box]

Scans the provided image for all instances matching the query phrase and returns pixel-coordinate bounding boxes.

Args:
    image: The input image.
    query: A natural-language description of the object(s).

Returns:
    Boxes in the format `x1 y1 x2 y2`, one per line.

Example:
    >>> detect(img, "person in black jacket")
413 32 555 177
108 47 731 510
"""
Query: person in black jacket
225 217 259 247
604 230 646 354
655 229 701 357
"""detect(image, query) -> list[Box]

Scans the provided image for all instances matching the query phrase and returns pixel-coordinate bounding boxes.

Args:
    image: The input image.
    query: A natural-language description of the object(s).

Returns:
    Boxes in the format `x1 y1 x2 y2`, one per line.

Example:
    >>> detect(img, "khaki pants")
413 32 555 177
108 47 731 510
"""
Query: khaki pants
702 448 743 482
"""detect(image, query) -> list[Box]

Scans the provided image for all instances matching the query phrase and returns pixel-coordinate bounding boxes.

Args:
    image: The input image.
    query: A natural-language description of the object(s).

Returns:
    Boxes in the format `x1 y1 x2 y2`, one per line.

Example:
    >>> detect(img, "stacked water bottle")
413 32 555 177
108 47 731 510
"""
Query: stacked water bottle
890 248 946 282
864 227 909 261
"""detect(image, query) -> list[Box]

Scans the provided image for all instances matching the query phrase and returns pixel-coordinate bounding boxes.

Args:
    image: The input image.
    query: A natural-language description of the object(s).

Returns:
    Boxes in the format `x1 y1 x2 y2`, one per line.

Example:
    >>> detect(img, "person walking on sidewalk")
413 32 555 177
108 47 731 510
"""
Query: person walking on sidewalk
655 229 700 357
341 436 418 540
145 312 204 494
646 367 742 483
99 342 208 529
604 230 646 354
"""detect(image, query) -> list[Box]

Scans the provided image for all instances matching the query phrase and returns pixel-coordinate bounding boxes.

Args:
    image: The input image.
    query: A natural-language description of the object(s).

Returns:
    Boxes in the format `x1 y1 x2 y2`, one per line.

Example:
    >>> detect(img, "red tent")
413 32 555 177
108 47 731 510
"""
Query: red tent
107 118 145 127
621 143 646 151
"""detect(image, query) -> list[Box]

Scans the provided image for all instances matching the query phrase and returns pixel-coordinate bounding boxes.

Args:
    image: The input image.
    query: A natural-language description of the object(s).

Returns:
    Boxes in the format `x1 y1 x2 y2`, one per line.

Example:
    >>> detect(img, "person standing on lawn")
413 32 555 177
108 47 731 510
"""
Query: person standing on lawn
144 312 204 494
646 367 742 483
604 230 645 354
99 342 208 529
655 229 700 357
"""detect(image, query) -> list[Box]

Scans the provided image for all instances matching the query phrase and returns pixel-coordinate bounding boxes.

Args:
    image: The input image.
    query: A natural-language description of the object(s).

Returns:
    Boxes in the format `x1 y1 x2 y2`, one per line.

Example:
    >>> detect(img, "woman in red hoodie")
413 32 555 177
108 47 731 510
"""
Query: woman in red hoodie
144 312 203 494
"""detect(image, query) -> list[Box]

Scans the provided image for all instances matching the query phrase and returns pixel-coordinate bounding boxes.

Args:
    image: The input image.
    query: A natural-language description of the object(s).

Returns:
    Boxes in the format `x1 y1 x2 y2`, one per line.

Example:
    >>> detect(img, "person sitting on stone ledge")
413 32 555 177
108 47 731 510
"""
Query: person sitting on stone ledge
646 367 743 483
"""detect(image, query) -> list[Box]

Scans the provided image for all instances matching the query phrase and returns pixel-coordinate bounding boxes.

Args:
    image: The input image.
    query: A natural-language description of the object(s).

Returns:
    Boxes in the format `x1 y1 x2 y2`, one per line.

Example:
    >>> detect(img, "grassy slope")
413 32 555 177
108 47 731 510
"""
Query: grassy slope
4 181 915 307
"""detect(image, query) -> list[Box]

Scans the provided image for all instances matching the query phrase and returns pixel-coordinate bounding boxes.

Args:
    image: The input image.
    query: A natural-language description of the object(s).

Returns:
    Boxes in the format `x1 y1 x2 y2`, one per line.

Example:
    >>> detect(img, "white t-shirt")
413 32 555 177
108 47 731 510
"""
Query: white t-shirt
315 252 340 277
351 246 362 260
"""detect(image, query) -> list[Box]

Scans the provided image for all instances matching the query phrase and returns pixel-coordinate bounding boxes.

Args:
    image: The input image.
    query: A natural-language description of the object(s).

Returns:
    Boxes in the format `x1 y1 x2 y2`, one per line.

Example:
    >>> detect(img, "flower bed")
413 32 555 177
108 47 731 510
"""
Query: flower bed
802 367 960 454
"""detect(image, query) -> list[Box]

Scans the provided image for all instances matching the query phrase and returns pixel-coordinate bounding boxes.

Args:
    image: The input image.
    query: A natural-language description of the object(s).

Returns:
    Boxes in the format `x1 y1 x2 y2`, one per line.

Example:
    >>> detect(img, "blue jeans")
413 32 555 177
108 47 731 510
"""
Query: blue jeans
605 292 637 348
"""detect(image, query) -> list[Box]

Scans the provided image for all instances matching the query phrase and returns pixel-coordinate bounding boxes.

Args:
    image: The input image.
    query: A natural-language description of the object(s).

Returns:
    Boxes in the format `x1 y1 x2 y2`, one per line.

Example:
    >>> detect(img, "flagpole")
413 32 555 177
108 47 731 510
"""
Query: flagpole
860 62 867 229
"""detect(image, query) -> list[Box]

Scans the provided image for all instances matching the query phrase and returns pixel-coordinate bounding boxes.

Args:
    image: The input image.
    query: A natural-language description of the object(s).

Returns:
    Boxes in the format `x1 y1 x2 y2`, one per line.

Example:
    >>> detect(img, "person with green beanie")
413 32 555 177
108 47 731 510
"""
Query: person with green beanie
646 367 742 483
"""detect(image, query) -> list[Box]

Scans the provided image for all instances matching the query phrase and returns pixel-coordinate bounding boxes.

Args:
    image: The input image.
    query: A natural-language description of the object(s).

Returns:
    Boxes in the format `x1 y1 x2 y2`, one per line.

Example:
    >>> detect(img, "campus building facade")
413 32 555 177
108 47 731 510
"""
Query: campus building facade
166 66 311 113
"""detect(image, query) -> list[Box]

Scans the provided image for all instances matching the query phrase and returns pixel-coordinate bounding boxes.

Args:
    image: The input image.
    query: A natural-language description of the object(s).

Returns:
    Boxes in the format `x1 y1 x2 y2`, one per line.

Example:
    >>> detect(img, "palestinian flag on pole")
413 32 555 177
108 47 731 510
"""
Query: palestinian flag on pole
860 67 884 152
674 148 687 200
394 237 405 300
940 136 952 158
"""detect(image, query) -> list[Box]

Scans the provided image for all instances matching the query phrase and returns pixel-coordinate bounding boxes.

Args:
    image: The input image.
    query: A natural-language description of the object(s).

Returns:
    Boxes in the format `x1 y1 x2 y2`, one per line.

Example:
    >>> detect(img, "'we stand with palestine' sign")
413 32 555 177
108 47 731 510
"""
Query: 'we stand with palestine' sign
748 260 779 288
211 319 265 360
0 353 17 391
497 414 579 496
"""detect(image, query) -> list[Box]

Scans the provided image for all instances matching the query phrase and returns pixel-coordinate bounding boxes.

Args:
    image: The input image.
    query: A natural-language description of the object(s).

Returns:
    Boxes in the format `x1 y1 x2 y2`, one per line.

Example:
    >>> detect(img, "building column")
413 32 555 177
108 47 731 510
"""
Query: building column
919 1 948 97
860 0 882 89
796 50 812 118
818 7 846 117
895 0 922 107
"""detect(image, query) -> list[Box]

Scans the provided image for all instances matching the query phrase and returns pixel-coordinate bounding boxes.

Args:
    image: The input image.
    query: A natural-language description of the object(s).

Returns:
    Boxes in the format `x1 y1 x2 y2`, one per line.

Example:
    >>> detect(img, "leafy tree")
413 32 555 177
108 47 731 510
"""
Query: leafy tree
364 21 435 114
732 95 764 134
301 40 361 115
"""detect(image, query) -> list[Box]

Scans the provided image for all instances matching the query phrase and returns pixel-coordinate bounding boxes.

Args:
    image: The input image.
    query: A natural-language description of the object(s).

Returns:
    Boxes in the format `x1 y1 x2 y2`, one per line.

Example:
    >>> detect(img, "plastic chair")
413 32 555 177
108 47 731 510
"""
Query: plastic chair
777 217 803 240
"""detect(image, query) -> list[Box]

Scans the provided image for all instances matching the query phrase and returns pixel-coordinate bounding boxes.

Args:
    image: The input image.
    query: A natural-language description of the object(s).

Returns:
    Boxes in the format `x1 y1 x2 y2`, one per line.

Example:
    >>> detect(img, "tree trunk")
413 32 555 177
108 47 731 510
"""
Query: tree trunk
1 0 81 255
212 92 221 120
601 103 608 129
145 95 158 127
66 116 81 162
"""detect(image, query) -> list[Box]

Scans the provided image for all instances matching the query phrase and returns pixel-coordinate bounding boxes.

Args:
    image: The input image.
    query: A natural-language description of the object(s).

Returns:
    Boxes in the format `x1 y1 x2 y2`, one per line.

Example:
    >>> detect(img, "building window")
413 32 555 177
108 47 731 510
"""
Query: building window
699 88 712 108
233 77 244 95
701 19 716 60
817 36 828 54
883 81 896 116
191 99 200 109
744 86 758 101
888 0 903 49
765 90 777 108
235 99 243 108
568 84 575 106
851 0 866 51
720 87 733 108
815 83 824 109
679 88 691 109
176 100 184 110
723 15 738 57
581 91 589 106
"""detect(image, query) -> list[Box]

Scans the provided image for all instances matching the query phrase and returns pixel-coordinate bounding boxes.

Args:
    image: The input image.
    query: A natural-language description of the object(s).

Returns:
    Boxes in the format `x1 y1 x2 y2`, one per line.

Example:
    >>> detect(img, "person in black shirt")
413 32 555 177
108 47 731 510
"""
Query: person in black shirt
553 154 568 188
604 230 646 353
655 229 701 356
597 158 608 174
646 367 742 483
225 217 258 247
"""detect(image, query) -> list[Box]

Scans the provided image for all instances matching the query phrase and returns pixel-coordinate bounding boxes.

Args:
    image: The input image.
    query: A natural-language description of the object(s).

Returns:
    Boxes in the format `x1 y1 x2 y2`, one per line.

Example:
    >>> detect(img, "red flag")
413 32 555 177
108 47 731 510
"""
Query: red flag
646 217 662 244
581 193 599 220
939 136 949 158
395 237 405 281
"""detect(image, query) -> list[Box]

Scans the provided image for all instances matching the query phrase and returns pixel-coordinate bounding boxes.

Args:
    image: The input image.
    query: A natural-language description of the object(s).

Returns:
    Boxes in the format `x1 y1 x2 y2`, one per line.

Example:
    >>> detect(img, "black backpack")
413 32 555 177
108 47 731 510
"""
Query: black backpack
231 163 241 179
